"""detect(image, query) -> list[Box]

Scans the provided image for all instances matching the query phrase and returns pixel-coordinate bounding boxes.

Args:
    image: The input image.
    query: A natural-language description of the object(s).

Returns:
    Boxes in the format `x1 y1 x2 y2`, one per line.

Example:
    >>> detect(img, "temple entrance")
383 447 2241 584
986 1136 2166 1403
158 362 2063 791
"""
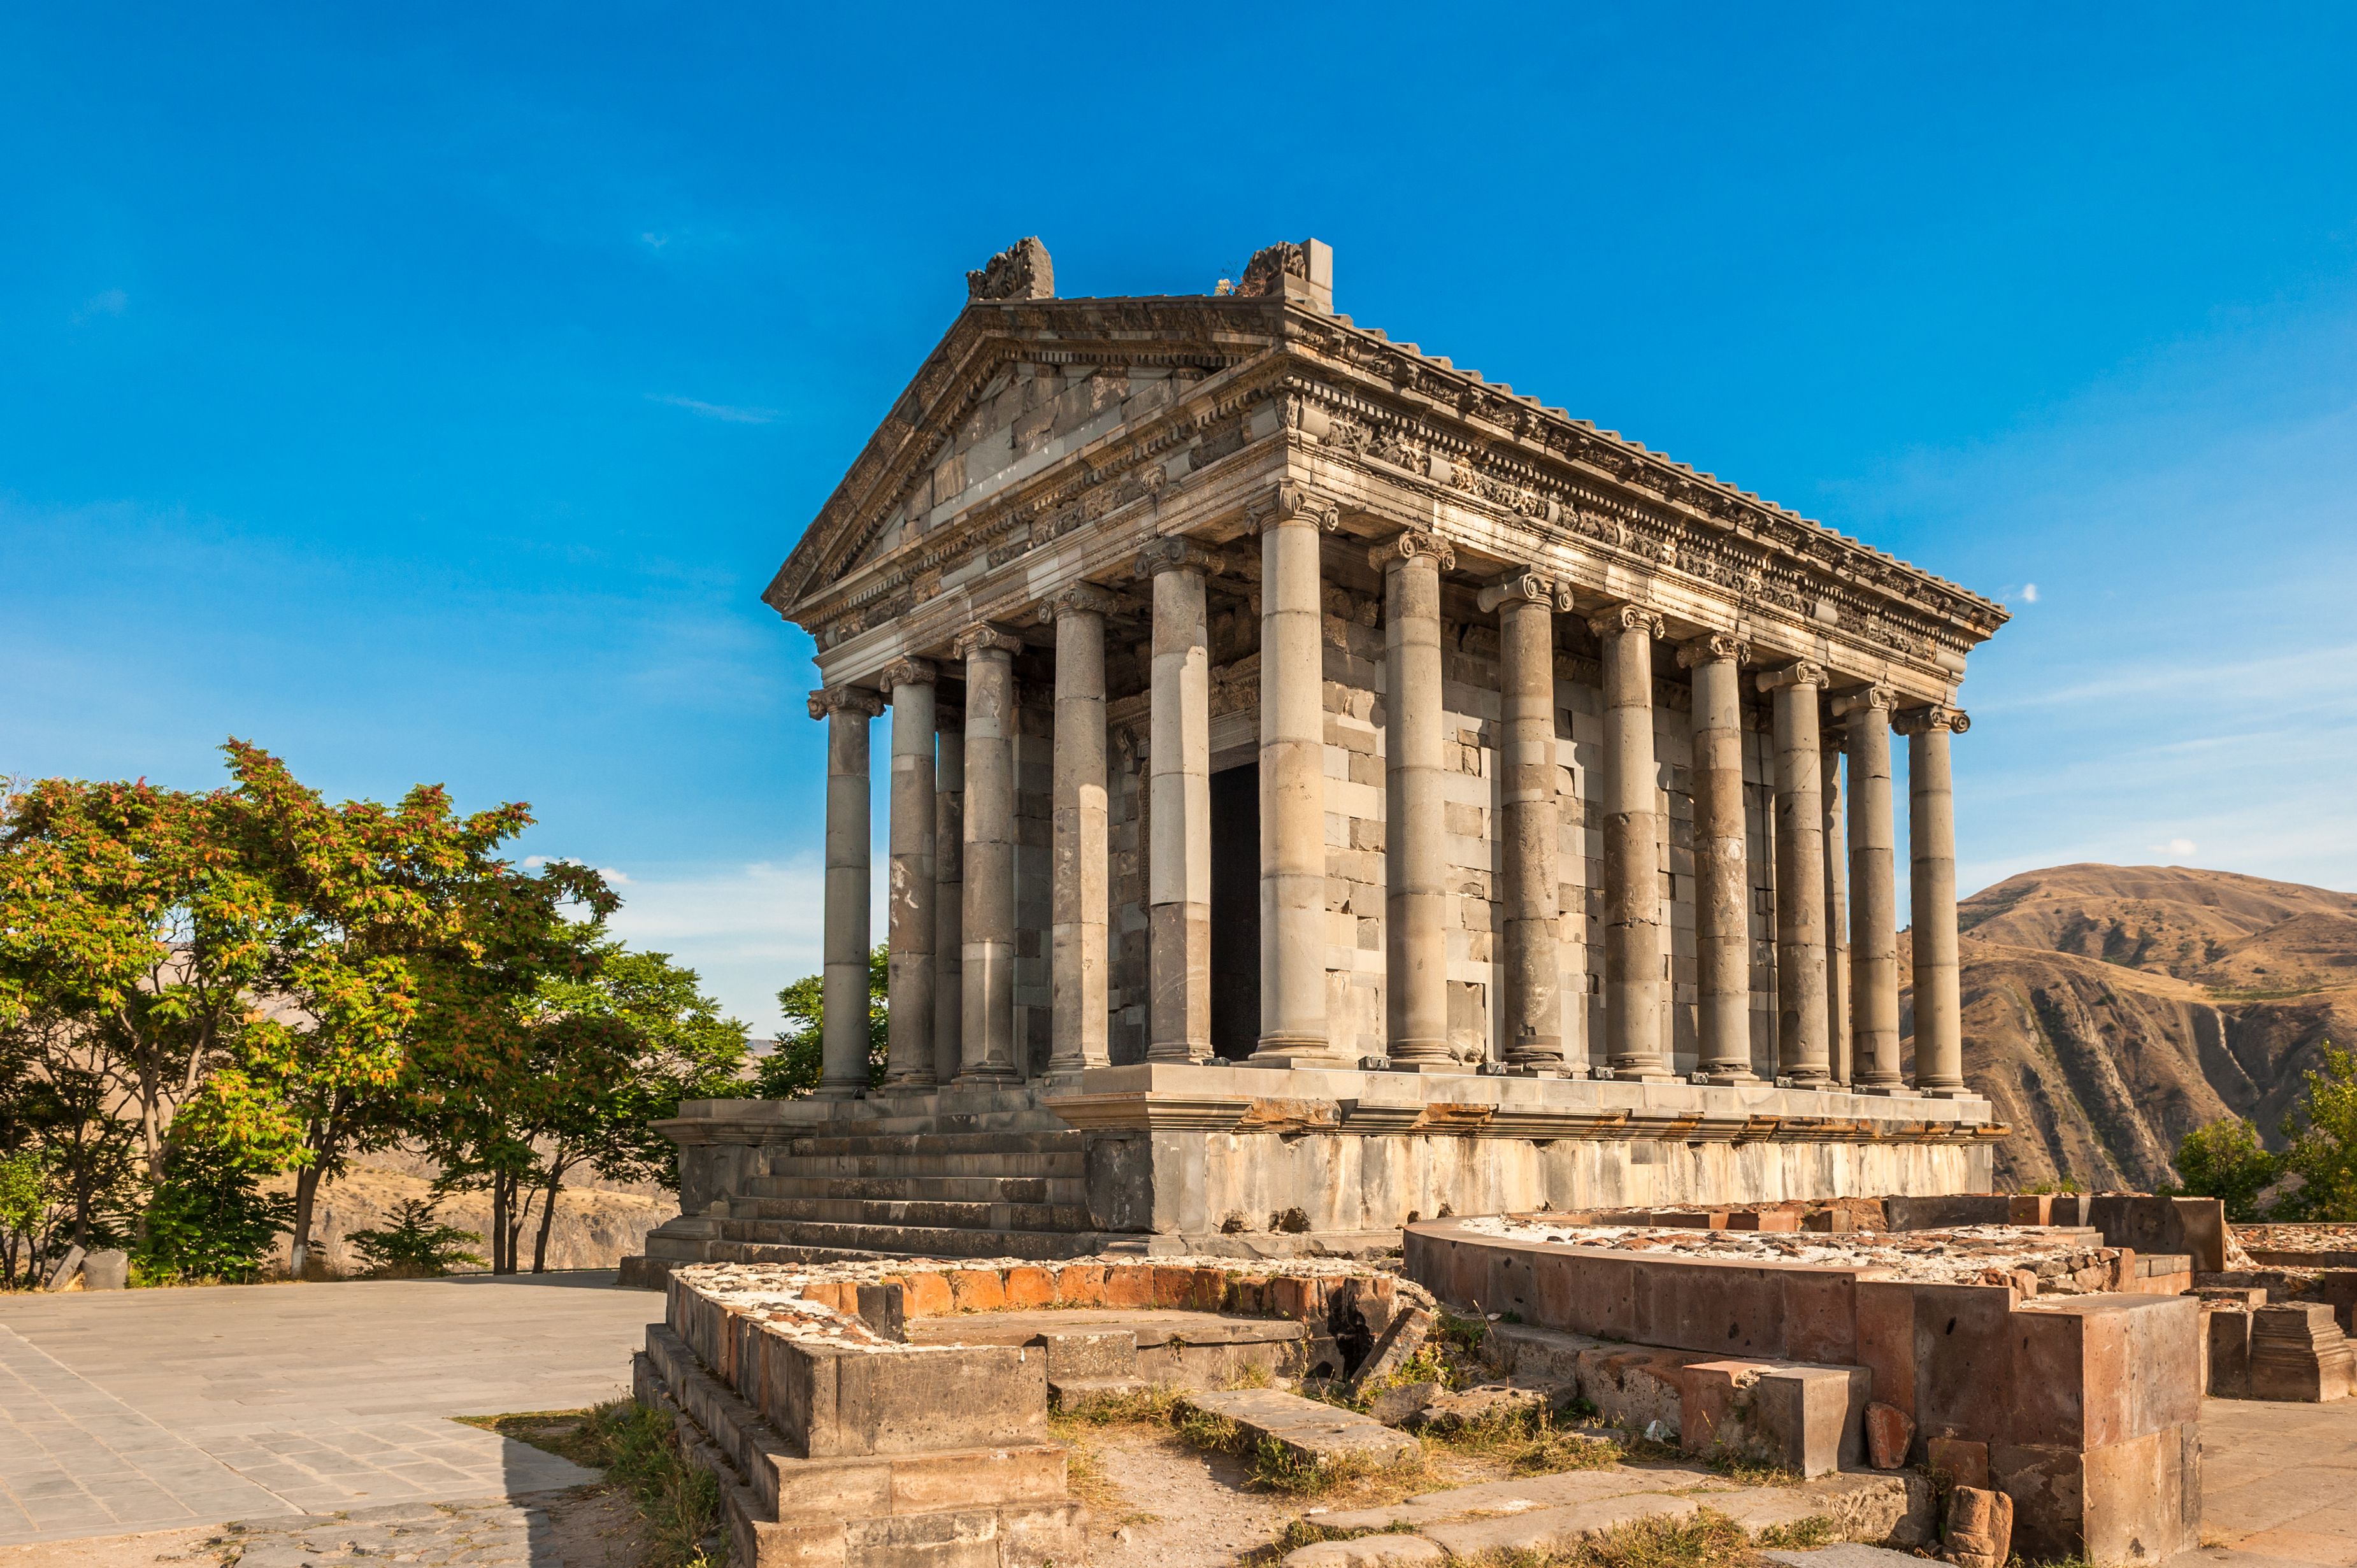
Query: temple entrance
1208 762 1260 1060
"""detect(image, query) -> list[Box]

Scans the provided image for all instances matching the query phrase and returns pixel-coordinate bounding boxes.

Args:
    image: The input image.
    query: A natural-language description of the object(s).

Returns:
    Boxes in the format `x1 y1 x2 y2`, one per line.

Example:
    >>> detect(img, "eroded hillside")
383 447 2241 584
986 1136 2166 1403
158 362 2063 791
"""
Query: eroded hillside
1901 864 2357 1190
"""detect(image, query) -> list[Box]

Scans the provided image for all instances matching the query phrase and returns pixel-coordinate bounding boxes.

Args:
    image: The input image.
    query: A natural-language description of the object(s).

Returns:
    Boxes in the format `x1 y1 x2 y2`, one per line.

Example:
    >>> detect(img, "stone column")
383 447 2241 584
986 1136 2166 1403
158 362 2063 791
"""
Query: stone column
1136 539 1216 1062
1043 585 1114 1080
882 659 938 1091
1760 662 1831 1085
954 623 1022 1085
1678 634 1754 1083
1483 571 1572 1071
1822 722 1851 1085
933 711 965 1087
1590 604 1672 1081
1835 687 1903 1092
1249 483 1340 1067
810 685 885 1099
1375 529 1456 1069
1898 704 1972 1097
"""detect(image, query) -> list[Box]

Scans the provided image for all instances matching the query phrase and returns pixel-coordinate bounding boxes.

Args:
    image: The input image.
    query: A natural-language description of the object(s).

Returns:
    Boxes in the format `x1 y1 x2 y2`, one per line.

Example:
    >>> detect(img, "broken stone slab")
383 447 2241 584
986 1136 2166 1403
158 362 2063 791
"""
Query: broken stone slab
1419 1491 1703 1558
1312 1459 1719 1533
43 1243 83 1292
1407 1383 1547 1432
80 1249 128 1290
1365 1379 1444 1427
1047 1375 1150 1412
1761 1546 1931 1568
1342 1303 1433 1397
1282 1536 1449 1566
1864 1399 1913 1469
1944 1484 2014 1568
1179 1388 1420 1469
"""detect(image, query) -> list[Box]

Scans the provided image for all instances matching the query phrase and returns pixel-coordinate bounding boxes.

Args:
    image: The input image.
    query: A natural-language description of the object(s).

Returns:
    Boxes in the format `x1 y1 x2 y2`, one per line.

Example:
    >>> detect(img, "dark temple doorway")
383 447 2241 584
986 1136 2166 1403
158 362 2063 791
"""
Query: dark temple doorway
1208 762 1261 1060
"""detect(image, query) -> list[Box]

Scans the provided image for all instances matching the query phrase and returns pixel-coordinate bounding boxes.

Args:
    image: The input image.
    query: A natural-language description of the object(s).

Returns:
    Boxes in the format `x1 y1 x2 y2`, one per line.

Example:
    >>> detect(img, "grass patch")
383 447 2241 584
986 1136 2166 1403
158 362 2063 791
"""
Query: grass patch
1238 1518 1421 1566
1420 1406 1625 1478
1461 1505 1755 1568
459 1400 721 1568
1753 1515 1837 1550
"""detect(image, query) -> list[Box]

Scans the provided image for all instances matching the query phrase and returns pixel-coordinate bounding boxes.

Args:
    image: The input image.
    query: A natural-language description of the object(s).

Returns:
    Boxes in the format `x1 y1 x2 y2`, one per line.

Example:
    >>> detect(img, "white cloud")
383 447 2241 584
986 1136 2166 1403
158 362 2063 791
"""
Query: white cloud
640 232 669 250
72 289 127 324
603 859 833 1035
2021 582 2038 603
597 866 632 885
2149 838 2198 858
645 392 778 425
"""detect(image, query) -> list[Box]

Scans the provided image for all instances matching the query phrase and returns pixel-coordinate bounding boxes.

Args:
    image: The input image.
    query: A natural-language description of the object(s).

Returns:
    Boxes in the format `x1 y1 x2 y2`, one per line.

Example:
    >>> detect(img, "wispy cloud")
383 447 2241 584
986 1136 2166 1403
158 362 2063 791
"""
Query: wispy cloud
640 232 668 250
603 859 840 1034
72 289 127 324
645 392 778 425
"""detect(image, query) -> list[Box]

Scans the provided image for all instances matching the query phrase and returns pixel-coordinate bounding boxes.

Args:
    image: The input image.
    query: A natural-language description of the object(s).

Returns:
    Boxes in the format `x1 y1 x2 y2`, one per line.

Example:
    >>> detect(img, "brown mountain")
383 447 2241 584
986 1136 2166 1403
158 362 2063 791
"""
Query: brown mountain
1897 864 2357 1191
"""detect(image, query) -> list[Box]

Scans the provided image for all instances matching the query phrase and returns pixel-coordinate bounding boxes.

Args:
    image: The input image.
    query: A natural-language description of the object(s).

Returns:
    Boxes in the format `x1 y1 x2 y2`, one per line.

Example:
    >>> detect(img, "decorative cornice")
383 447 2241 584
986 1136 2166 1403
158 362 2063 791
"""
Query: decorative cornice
1039 583 1119 623
952 622 1024 661
1675 634 1750 671
879 657 937 692
1134 537 1222 580
1894 704 1970 736
1366 528 1456 574
807 685 885 721
1476 570 1572 615
1586 604 1665 641
1244 480 1340 536
1757 660 1830 693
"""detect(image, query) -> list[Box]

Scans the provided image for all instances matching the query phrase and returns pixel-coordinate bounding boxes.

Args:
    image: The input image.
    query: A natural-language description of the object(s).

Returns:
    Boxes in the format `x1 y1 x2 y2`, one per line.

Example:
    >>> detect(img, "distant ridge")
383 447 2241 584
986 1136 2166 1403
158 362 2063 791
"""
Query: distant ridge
1902 863 2357 1189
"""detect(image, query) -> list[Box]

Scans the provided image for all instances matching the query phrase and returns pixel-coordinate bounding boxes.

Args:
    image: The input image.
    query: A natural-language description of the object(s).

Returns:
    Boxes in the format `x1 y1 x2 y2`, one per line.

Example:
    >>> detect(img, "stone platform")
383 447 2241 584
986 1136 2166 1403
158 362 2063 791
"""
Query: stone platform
631 1066 2000 1276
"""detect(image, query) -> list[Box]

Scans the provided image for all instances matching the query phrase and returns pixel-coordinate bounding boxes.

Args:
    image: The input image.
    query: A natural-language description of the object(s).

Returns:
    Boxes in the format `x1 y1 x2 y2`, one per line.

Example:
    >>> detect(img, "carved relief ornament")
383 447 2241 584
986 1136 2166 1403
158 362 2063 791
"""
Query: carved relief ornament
879 657 937 692
1675 634 1751 671
1243 480 1341 536
1475 570 1575 615
1133 538 1221 580
1586 604 1666 641
807 685 886 722
1893 704 1971 736
1366 529 1456 573
952 622 1024 662
1039 583 1119 624
1830 684 1896 719
1756 660 1830 693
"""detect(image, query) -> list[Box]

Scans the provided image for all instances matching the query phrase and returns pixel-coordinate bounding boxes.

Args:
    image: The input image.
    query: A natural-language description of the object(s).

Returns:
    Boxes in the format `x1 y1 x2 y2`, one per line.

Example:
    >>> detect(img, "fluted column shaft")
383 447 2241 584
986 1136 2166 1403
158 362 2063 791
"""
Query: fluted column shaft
1593 605 1671 1080
1045 587 1112 1079
1250 485 1337 1065
1681 637 1754 1083
1763 662 1831 1083
882 661 938 1090
1489 574 1567 1069
812 686 884 1099
1839 689 1903 1092
1823 729 1851 1084
1901 705 1971 1095
1378 532 1453 1067
1138 541 1214 1062
933 714 965 1086
955 625 1021 1085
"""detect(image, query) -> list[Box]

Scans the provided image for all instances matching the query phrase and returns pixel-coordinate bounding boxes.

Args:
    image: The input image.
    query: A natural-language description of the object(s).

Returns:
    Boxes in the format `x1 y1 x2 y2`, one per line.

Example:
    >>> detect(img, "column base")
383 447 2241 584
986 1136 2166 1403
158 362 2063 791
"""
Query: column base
952 1069 1021 1088
1853 1081 1912 1097
1486 1062 1586 1080
1772 1074 1835 1090
1595 1066 1680 1083
1245 1036 1348 1069
1145 1044 1214 1065
878 1076 938 1096
811 1082 870 1101
1689 1070 1761 1087
1380 1059 1479 1075
1913 1085 1983 1101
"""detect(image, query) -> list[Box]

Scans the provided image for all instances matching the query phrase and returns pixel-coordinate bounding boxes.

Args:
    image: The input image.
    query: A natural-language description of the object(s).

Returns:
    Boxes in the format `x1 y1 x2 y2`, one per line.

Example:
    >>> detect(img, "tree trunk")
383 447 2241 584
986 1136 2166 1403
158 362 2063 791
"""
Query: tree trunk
531 1169 564 1274
288 1163 326 1281
490 1171 510 1274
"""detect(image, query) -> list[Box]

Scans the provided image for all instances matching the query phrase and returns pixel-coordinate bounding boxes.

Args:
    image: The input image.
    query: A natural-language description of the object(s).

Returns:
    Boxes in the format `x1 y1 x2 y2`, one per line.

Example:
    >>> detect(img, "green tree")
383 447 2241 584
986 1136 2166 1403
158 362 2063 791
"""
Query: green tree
434 941 747 1272
176 740 616 1278
752 945 886 1099
2165 1116 2279 1222
131 1141 294 1284
0 774 269 1202
2277 1043 2357 1222
347 1198 484 1278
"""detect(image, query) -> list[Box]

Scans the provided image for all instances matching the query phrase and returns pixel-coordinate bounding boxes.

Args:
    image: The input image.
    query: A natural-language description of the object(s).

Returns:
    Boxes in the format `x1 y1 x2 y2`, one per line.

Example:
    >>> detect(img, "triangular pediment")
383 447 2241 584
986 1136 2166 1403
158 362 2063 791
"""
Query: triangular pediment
763 296 1289 620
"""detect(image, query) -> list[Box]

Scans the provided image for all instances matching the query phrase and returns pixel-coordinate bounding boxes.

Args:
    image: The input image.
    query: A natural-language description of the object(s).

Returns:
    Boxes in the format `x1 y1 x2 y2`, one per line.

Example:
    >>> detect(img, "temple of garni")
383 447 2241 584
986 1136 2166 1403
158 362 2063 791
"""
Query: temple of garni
641 236 2012 1267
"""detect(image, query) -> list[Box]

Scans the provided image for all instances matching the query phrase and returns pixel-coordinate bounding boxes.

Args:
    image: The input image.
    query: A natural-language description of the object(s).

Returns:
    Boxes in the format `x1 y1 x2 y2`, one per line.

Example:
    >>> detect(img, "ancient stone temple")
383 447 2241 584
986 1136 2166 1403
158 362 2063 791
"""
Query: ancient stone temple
640 236 2012 1269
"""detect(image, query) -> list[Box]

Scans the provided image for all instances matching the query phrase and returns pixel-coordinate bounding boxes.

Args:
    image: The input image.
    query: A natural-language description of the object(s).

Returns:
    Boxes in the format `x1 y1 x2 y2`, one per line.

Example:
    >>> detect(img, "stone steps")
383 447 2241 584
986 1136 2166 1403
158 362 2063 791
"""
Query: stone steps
750 1174 1089 1204
752 1150 1087 1183
1047 1376 1150 1412
1177 1387 1421 1469
729 1197 1097 1233
773 1129 1087 1160
699 1220 1126 1262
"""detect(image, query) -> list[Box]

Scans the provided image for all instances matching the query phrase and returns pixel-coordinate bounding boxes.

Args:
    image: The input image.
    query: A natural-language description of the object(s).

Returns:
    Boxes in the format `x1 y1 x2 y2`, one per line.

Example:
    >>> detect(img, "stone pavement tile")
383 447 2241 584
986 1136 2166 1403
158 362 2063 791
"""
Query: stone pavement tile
1762 1547 1927 1568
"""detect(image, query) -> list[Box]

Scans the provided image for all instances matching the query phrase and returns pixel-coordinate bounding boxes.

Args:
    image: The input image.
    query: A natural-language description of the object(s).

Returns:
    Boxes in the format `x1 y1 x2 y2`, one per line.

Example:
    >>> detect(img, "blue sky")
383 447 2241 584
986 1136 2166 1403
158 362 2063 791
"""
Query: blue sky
7 6 2356 1035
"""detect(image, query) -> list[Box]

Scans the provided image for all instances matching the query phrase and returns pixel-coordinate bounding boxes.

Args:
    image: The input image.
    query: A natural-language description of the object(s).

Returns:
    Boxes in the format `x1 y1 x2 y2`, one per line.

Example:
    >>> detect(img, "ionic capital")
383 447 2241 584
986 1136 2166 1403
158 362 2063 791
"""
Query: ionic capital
1243 480 1341 536
807 685 886 722
879 657 938 692
1755 660 1829 694
1133 537 1221 580
1039 582 1118 624
1830 684 1896 718
1893 704 1970 736
1675 633 1750 671
952 622 1023 662
1366 528 1456 574
1476 569 1573 614
1585 602 1665 641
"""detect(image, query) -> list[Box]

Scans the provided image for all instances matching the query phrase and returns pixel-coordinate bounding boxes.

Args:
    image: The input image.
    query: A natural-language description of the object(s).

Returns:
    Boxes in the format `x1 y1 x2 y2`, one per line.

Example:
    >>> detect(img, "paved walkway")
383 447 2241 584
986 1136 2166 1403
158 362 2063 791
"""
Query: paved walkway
2184 1395 2357 1565
0 1272 658 1547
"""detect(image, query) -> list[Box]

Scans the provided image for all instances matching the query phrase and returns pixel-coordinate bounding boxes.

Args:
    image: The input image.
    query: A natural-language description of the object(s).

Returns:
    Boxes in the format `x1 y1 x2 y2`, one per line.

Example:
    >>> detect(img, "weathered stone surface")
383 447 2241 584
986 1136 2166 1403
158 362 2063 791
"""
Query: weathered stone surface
1283 1535 1449 1566
2249 1301 2356 1402
1182 1386 1418 1469
1408 1383 1545 1432
78 1248 127 1290
1943 1484 2013 1568
1865 1401 1914 1469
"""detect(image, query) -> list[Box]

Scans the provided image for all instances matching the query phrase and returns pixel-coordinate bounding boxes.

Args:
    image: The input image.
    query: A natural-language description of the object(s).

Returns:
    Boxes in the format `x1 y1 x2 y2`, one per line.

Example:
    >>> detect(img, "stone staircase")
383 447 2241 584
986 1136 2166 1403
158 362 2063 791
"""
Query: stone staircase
636 1089 1133 1273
